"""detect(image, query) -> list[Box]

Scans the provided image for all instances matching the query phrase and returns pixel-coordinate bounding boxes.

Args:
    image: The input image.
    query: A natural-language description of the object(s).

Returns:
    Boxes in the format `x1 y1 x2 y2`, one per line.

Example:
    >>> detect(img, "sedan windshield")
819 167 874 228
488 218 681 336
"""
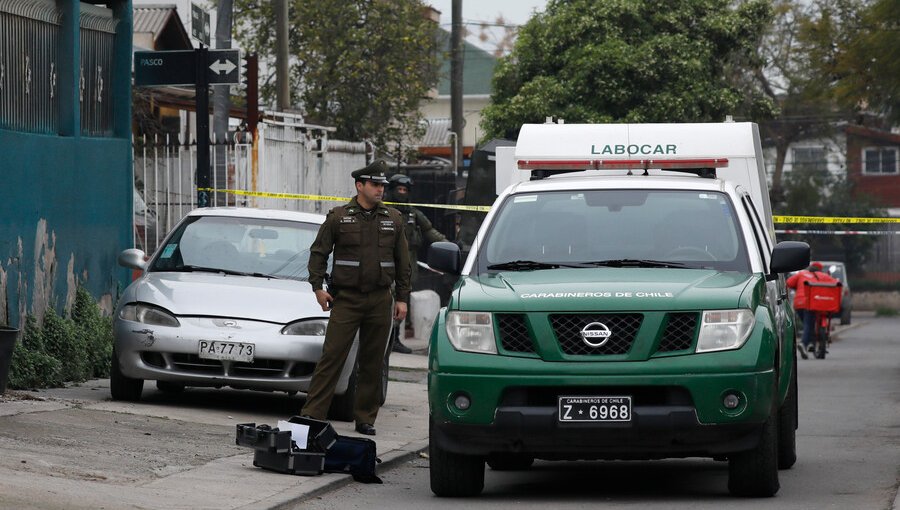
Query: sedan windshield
478 190 751 273
150 215 322 281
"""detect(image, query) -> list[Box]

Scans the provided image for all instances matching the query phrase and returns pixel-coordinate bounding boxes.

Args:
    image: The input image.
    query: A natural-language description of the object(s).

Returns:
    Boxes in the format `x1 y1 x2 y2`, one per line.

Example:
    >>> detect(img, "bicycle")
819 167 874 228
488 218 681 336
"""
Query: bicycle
803 280 843 360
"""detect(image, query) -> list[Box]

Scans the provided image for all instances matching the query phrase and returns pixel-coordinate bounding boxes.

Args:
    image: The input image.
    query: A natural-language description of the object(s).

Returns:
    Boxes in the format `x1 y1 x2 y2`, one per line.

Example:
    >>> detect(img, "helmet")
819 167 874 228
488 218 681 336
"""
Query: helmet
810 261 824 271
389 174 413 189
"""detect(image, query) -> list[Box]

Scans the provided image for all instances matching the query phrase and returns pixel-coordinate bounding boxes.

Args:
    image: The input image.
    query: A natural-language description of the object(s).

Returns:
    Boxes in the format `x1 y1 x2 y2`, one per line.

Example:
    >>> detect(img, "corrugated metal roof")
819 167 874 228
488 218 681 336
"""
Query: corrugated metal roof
419 118 452 147
133 4 176 37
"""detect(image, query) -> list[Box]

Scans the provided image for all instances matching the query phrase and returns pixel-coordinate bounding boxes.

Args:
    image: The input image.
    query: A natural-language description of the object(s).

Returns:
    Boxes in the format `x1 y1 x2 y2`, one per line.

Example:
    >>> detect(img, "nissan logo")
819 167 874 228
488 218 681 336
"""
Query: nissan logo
581 322 612 347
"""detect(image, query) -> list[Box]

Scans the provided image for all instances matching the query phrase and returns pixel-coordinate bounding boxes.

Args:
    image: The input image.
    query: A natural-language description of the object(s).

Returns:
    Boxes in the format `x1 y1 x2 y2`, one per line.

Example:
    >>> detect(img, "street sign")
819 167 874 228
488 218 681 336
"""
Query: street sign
191 2 210 46
207 49 241 85
134 49 242 87
135 50 196 86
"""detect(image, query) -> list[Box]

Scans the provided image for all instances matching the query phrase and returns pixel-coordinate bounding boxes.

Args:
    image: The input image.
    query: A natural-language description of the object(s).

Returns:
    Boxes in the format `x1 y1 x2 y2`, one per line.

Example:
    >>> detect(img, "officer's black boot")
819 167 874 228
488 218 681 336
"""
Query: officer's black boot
391 325 412 354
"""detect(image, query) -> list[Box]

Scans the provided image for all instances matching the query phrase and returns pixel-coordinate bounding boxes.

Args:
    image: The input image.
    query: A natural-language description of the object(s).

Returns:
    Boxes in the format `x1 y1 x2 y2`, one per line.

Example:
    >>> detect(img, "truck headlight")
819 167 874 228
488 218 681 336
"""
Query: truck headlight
118 303 180 327
446 312 497 354
281 319 329 336
696 309 755 353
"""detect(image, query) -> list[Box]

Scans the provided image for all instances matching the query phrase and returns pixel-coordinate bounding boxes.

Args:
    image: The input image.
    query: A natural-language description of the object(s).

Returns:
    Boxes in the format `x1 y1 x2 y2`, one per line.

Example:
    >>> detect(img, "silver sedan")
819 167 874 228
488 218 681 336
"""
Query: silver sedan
112 207 390 420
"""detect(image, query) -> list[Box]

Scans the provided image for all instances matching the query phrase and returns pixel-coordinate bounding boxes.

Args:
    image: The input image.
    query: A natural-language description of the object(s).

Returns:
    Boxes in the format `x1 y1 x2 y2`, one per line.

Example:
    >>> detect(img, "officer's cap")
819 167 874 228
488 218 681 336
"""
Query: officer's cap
351 160 389 184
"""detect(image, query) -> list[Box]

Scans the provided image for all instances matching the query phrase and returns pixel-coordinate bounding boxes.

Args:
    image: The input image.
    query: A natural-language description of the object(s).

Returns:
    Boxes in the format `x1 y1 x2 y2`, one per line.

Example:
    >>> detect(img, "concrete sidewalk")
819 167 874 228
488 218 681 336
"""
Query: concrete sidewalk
0 339 430 510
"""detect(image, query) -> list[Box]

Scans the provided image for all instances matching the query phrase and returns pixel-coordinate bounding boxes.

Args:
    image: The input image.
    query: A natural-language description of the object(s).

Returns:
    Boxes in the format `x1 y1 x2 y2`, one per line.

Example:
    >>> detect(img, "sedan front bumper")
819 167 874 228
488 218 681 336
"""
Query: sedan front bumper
113 316 356 393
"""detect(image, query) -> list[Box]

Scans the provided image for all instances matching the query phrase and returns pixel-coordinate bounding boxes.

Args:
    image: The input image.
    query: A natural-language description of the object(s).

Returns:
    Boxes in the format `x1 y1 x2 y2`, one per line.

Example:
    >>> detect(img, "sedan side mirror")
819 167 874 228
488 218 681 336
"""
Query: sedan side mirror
427 241 461 275
118 248 147 271
770 241 810 275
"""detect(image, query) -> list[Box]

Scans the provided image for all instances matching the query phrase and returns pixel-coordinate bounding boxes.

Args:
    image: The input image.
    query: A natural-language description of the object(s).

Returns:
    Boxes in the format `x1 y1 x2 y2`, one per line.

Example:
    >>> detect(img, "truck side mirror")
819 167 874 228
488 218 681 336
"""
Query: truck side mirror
769 241 810 275
427 242 461 275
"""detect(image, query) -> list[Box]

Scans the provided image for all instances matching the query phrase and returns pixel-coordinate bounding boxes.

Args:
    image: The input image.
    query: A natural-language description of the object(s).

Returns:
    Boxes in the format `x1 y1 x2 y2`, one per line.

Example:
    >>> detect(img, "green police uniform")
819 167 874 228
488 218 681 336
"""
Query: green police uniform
301 163 411 427
400 206 447 284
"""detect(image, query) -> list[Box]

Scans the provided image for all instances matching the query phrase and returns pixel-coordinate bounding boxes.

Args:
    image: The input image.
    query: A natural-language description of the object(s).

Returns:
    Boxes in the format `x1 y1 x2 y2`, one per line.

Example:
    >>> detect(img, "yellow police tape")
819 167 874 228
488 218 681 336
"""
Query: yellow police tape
200 188 898 221
198 188 492 212
773 215 900 224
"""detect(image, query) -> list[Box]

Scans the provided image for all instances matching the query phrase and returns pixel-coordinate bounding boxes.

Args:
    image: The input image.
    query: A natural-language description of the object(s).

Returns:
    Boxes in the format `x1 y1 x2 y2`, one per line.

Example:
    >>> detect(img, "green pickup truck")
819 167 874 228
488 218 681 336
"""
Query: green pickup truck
426 122 810 498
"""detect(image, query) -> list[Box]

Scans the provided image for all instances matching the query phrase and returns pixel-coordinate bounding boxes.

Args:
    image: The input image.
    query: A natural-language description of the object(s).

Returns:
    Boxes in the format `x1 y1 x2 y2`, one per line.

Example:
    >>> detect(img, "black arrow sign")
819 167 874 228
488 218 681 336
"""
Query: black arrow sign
135 49 241 87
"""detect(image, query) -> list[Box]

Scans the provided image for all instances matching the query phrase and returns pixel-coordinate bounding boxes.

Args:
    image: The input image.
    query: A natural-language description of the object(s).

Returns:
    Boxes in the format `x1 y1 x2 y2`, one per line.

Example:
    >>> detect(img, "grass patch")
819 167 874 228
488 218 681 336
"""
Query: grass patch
875 308 898 317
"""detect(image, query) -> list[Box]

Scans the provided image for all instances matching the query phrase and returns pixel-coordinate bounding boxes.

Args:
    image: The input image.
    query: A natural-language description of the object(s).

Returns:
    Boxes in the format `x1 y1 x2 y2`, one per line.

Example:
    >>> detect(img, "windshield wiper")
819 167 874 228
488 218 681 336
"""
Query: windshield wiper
487 260 560 271
582 259 693 269
172 265 281 279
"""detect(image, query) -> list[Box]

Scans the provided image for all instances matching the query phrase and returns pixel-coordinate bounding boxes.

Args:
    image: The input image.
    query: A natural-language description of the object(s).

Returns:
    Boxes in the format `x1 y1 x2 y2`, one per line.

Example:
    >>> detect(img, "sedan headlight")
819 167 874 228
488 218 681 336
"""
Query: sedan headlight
281 319 329 336
446 311 497 354
696 309 755 353
118 303 180 327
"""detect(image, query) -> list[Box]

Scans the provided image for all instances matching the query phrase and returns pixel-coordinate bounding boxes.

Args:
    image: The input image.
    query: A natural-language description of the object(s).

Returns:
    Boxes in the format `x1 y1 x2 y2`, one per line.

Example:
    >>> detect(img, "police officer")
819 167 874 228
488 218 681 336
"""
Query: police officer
386 173 447 353
301 160 411 436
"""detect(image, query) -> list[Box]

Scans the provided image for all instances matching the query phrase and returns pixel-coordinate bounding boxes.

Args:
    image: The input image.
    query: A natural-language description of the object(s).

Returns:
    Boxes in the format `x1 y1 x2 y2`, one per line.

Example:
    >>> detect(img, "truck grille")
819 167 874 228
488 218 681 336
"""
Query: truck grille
657 313 699 353
496 314 534 353
550 314 643 355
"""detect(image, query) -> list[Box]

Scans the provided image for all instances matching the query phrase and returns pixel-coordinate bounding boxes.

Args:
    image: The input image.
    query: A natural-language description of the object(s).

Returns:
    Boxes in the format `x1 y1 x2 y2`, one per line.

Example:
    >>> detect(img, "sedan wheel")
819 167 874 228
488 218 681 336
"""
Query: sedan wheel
110 349 144 401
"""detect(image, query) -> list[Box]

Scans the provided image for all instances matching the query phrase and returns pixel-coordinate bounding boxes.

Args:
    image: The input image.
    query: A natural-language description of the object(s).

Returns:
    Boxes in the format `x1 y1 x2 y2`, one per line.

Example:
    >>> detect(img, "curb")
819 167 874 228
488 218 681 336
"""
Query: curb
264 440 429 510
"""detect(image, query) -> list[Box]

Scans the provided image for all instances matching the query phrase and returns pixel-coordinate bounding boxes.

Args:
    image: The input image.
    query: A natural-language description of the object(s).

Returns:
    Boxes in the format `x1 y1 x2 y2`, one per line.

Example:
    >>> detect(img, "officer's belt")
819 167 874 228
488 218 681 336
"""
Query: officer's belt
334 260 395 268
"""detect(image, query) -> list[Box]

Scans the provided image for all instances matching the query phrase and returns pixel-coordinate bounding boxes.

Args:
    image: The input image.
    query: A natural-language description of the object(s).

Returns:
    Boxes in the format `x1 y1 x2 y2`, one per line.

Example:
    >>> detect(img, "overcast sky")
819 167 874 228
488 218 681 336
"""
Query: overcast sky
428 0 549 54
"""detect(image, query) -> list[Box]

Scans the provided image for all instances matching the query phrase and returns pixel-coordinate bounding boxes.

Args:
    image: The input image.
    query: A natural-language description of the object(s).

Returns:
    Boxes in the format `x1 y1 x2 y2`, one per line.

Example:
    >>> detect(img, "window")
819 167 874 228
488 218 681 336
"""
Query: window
792 147 827 172
863 147 899 175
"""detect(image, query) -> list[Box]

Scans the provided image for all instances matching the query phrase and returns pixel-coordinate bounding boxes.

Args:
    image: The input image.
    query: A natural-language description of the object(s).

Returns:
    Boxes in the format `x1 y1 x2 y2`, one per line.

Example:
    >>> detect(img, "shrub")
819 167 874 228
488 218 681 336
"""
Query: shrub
8 287 113 389
875 308 898 317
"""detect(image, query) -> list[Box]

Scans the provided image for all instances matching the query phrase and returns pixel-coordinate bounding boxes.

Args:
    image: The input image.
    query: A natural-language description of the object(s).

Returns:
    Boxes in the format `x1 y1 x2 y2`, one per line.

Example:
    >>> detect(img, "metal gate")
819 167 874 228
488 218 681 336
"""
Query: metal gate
133 112 367 254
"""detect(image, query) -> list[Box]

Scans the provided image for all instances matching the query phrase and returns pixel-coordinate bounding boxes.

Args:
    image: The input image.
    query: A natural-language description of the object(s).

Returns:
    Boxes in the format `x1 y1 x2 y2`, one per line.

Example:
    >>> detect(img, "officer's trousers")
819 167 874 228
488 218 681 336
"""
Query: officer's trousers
301 287 393 425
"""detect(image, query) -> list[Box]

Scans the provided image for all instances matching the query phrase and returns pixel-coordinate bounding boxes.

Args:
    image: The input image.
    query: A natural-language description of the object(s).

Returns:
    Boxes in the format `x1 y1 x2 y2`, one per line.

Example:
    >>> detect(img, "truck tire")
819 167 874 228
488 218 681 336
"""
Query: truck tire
728 416 780 497
777 354 798 469
486 453 534 471
430 420 485 497
110 349 144 402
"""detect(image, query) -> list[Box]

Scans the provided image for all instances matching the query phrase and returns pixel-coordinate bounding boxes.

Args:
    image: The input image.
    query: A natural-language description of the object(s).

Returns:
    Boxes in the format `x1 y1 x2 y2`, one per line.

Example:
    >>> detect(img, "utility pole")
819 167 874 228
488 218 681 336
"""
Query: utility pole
196 45 210 208
450 0 464 176
213 0 233 205
275 0 290 110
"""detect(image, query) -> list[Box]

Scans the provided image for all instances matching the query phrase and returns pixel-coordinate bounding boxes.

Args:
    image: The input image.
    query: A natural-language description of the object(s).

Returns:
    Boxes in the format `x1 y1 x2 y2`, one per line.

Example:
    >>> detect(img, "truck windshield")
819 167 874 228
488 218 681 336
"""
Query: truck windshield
477 190 751 273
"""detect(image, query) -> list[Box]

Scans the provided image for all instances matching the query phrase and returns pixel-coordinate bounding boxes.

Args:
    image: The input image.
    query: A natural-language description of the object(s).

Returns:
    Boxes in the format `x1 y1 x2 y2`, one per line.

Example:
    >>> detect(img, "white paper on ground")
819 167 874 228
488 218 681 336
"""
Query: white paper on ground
277 420 310 449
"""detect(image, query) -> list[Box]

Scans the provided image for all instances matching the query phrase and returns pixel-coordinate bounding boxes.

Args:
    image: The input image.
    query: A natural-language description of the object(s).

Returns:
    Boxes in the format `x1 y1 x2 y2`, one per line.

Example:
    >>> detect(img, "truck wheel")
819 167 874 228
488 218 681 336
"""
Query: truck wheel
327 358 358 422
728 416 780 497
486 453 534 471
430 420 485 497
777 354 798 470
110 349 144 402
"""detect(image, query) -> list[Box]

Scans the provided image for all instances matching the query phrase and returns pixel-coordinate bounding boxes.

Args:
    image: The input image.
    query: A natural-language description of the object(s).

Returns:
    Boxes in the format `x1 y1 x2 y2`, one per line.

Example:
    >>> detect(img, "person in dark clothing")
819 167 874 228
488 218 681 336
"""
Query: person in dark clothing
385 173 447 353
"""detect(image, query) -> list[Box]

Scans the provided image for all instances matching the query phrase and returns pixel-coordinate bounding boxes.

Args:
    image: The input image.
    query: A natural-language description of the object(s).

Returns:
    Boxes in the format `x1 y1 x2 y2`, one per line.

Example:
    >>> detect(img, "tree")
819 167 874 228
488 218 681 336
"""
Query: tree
827 0 900 124
747 0 853 205
232 1 441 157
481 0 777 140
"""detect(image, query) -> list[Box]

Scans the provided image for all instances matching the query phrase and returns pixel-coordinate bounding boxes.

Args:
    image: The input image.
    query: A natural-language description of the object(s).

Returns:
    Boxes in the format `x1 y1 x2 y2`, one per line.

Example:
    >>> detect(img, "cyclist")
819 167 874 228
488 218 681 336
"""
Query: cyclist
787 262 839 353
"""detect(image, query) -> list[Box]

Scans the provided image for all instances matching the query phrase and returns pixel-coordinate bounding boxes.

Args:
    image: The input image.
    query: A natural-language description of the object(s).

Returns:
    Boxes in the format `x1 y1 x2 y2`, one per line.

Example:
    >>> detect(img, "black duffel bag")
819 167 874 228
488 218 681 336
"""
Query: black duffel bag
324 435 382 484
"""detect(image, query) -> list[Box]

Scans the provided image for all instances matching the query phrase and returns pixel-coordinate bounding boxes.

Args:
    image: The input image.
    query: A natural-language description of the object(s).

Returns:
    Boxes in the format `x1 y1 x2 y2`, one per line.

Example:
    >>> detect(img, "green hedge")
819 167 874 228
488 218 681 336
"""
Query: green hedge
8 287 113 390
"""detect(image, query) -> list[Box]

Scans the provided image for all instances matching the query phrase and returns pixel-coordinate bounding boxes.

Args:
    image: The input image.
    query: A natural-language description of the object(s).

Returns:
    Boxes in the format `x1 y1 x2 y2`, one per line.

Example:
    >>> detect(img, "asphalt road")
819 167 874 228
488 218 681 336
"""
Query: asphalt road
296 315 900 510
